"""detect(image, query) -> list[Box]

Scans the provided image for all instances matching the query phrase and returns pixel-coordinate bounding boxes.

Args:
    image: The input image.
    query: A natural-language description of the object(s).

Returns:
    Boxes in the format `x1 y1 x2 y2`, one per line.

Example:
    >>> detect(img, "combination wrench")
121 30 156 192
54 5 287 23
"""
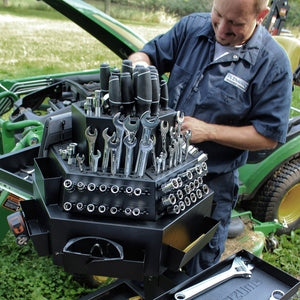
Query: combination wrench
184 129 192 161
123 134 137 177
123 115 140 142
174 256 254 300
112 112 125 172
102 128 116 172
160 120 169 154
90 150 101 173
134 138 153 177
140 111 160 145
108 137 120 176
85 126 98 165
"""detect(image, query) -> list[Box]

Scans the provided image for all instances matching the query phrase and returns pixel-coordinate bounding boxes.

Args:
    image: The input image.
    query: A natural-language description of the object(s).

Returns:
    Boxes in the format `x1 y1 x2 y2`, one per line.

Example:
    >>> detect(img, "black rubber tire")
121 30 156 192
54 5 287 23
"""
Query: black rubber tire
243 158 300 235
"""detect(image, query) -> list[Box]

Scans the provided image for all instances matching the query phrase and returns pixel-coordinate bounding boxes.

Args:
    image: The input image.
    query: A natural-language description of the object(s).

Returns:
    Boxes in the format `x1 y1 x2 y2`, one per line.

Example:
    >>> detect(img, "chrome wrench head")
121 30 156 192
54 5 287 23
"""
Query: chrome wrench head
140 111 160 144
176 111 184 138
85 126 98 163
123 115 140 140
102 128 116 172
112 112 125 171
90 149 101 173
108 137 120 175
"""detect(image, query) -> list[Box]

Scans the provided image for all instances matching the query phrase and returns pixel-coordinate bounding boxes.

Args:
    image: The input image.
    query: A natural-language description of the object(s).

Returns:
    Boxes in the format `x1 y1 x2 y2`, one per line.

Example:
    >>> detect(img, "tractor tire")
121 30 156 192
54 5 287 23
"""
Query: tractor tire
245 158 300 235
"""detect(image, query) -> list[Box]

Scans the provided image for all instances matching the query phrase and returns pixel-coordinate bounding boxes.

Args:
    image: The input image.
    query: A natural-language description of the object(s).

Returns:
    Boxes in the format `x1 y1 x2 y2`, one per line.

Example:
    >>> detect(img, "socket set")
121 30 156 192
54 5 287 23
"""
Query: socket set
37 61 211 220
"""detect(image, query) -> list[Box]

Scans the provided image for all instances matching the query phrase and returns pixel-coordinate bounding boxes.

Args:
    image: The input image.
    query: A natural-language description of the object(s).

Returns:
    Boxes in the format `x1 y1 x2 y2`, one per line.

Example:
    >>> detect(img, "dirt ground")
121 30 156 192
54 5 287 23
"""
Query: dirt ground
222 217 265 260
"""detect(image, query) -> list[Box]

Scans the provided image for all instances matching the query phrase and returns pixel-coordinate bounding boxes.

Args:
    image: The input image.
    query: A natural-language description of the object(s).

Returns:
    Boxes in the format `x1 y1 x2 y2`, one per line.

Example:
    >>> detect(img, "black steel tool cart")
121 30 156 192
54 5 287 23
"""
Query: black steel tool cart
4 62 219 299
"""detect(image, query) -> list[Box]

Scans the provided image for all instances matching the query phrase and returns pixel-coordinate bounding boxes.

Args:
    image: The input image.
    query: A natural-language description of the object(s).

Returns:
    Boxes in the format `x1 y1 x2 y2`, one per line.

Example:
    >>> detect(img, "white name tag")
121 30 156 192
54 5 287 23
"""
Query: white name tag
224 73 249 92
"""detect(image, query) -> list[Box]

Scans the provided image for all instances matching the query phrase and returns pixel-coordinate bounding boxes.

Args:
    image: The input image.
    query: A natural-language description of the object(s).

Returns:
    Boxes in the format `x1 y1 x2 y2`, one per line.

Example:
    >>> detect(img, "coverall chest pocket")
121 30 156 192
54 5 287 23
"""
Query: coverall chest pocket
168 64 193 109
194 87 251 125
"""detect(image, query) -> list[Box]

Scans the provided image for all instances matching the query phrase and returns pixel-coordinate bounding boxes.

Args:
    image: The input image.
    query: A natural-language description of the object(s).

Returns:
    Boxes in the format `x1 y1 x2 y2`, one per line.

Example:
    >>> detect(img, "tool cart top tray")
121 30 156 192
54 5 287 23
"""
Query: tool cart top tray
155 249 300 300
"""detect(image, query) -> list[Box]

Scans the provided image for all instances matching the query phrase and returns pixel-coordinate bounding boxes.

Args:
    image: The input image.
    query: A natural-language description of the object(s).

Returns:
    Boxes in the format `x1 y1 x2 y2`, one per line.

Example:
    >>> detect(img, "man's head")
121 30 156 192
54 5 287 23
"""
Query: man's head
211 0 269 46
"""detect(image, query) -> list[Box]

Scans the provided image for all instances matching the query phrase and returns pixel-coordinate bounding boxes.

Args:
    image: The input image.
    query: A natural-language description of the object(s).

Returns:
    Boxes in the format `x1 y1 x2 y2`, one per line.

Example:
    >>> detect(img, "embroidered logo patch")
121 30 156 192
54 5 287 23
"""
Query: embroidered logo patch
224 73 249 92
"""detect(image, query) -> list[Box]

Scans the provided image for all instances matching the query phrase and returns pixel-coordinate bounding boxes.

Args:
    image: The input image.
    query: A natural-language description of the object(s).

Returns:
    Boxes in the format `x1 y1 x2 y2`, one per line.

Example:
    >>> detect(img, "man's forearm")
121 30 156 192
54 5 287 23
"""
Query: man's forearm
182 116 277 151
128 51 152 67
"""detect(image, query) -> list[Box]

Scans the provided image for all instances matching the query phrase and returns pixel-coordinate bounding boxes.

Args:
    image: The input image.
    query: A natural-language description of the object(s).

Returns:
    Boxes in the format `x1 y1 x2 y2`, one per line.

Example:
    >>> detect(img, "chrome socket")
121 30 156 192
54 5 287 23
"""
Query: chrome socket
124 207 132 216
76 202 84 211
178 201 186 211
176 189 184 200
76 181 86 192
125 186 134 195
202 184 209 194
87 204 95 212
161 194 176 207
132 207 141 217
110 185 120 194
99 184 107 192
98 205 106 213
161 178 180 193
87 183 96 192
63 179 75 192
190 192 197 203
167 204 180 215
63 202 72 211
133 188 142 197
110 207 118 214
184 196 191 207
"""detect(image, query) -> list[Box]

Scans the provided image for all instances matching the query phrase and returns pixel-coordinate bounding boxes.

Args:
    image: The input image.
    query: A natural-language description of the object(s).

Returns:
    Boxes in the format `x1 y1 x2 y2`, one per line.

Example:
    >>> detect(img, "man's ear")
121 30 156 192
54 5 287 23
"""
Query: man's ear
256 7 270 24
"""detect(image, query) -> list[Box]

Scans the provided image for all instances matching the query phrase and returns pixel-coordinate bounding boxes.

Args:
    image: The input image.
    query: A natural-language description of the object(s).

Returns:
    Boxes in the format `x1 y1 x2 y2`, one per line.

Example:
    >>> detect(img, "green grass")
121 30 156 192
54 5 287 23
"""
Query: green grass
0 9 173 80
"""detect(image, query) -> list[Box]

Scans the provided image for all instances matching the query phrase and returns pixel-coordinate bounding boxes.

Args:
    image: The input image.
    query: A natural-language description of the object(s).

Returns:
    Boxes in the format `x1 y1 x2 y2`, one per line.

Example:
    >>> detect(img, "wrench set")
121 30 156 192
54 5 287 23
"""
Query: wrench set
43 61 212 220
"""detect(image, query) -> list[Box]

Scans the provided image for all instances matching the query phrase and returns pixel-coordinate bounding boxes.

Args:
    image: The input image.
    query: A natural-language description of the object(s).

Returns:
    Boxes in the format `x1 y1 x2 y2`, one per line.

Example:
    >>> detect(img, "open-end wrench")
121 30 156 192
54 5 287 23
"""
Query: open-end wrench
123 134 137 177
90 150 101 173
85 126 98 165
140 111 159 145
170 126 179 166
108 137 120 176
102 128 116 172
134 139 153 178
76 153 85 172
174 256 253 300
168 144 175 169
160 120 169 154
112 112 125 172
176 111 184 138
178 134 185 164
123 115 140 142
160 151 167 172
184 129 192 161
151 134 157 173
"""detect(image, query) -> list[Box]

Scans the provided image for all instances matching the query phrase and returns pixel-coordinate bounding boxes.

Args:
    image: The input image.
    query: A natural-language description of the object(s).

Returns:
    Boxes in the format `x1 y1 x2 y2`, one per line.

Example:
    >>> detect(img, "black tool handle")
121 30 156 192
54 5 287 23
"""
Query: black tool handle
160 79 169 110
121 72 134 116
135 67 152 117
109 75 122 115
100 63 111 93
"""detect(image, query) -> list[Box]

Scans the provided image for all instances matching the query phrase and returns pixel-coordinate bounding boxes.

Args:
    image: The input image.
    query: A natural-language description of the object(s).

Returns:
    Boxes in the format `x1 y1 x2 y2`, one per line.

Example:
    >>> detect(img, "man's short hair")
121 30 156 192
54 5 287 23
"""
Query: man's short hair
254 0 269 14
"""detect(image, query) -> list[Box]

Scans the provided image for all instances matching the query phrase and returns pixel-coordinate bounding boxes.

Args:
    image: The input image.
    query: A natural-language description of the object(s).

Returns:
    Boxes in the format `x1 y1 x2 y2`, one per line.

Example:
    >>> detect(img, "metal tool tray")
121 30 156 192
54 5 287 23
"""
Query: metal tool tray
155 249 300 300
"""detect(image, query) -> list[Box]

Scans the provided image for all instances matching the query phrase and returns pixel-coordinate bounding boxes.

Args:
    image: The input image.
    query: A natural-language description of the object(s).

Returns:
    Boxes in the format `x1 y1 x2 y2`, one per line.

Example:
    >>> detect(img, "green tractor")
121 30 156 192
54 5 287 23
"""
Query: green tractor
0 0 299 247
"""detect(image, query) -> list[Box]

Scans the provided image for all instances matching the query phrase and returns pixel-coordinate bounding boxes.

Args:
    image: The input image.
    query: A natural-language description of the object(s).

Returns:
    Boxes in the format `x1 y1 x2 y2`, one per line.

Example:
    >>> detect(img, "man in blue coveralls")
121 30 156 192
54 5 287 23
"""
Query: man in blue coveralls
129 0 292 275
